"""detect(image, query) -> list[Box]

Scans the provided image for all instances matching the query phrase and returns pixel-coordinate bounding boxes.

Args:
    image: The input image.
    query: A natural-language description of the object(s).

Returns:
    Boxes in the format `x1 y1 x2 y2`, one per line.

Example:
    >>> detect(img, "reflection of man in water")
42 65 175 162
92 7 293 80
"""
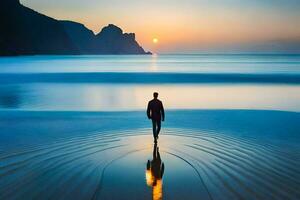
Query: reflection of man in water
146 144 165 200
147 92 165 143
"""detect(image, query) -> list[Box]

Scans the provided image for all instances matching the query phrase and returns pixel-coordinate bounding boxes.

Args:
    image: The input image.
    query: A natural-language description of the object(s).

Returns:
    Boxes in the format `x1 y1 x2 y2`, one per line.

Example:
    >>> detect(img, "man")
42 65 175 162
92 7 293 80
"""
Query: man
147 92 165 143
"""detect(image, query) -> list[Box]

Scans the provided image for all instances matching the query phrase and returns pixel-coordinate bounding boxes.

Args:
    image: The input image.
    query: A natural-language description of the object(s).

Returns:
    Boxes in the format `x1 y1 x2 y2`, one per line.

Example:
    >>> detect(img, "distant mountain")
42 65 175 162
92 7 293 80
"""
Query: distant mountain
60 21 95 54
60 22 150 54
0 0 78 55
0 0 150 56
94 24 149 54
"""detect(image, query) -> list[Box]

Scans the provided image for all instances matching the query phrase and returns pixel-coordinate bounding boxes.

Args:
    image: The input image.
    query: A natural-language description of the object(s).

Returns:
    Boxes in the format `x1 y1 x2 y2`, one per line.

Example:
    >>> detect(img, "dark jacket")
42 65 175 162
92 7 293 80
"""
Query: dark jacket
147 99 165 121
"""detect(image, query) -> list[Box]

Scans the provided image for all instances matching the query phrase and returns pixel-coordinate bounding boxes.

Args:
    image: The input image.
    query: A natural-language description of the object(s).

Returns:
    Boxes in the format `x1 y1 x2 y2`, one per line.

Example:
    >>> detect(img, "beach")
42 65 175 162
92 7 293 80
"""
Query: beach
0 54 300 200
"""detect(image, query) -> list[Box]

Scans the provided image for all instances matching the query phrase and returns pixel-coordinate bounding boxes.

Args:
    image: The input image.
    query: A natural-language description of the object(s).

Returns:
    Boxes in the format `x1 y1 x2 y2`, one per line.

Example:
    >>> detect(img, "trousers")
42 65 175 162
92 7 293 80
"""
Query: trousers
152 119 161 138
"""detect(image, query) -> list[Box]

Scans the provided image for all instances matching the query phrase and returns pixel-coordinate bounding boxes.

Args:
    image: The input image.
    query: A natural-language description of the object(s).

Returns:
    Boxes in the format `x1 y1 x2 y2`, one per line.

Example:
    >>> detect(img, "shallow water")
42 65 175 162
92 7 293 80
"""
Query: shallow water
0 54 300 199
0 83 300 112
0 111 299 200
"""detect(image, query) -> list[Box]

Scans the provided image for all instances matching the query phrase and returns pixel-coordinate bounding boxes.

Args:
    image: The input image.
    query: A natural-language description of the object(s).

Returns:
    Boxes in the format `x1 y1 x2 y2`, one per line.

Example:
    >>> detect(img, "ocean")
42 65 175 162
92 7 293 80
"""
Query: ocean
0 54 299 200
0 54 300 111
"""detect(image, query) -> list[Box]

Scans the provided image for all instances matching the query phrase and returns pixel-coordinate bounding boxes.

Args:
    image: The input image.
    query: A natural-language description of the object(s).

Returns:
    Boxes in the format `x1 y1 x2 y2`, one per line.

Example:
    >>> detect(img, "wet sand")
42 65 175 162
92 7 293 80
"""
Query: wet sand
0 110 300 200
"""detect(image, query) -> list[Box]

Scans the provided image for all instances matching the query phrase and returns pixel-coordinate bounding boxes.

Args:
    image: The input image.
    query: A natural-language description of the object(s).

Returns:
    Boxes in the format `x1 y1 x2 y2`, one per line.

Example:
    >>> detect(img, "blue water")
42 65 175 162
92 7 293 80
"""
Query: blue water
0 110 299 200
0 54 300 74
0 54 299 111
0 54 300 200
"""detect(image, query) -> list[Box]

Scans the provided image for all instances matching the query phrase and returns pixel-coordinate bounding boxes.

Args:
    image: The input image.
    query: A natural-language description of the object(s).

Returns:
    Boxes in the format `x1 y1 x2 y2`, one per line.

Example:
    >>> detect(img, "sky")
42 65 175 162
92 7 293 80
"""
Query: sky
21 0 300 53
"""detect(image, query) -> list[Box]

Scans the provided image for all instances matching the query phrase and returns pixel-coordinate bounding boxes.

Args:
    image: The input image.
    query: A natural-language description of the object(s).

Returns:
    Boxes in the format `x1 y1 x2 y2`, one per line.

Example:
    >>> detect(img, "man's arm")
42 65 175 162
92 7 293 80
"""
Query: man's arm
147 102 151 119
161 102 165 121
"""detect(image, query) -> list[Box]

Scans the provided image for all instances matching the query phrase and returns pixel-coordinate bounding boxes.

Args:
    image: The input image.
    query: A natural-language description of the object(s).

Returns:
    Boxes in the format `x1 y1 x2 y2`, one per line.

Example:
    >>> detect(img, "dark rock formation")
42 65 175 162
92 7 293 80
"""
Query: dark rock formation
0 0 150 56
94 24 149 54
0 0 78 55
60 21 95 54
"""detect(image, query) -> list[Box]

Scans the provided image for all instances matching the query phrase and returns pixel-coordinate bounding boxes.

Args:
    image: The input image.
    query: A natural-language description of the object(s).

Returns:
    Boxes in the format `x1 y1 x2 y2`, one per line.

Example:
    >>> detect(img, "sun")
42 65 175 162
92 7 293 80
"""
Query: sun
152 38 158 44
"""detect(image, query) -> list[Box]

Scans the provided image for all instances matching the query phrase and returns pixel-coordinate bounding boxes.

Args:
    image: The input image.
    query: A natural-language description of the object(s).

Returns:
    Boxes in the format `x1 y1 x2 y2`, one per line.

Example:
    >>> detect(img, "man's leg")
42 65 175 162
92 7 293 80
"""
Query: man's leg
152 120 157 139
156 120 161 137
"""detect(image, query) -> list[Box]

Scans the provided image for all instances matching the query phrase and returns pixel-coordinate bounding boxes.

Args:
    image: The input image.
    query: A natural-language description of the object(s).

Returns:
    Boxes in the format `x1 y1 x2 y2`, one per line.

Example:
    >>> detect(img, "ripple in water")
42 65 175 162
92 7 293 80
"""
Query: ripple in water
0 127 299 200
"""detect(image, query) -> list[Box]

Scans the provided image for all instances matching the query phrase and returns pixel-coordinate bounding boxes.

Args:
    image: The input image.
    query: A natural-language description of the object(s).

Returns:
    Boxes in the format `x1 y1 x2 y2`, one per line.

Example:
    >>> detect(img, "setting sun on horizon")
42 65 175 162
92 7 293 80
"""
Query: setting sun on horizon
21 0 300 53
153 38 158 44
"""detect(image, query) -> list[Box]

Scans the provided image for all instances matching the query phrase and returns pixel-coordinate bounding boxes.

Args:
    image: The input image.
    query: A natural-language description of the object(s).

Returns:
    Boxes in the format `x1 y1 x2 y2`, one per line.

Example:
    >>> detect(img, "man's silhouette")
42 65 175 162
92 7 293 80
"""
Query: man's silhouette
147 92 165 143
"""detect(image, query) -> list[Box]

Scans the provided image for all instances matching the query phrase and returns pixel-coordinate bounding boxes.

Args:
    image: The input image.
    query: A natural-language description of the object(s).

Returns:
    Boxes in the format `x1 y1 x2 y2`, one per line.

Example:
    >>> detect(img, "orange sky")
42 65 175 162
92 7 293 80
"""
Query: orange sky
21 0 300 53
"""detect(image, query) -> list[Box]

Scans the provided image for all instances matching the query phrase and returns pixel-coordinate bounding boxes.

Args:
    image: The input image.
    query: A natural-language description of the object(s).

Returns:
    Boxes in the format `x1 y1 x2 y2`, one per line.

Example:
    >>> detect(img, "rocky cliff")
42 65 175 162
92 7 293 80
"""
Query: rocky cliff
0 0 150 56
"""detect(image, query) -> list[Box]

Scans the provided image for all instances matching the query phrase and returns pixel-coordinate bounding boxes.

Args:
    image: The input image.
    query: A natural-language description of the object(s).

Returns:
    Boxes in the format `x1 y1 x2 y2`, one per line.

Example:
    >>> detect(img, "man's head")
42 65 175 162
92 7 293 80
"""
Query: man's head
153 92 159 99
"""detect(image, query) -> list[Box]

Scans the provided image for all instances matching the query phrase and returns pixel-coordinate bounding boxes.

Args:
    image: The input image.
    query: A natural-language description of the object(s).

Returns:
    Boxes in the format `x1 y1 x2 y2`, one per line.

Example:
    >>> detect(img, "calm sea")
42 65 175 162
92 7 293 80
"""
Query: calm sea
1 54 300 200
0 54 299 111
